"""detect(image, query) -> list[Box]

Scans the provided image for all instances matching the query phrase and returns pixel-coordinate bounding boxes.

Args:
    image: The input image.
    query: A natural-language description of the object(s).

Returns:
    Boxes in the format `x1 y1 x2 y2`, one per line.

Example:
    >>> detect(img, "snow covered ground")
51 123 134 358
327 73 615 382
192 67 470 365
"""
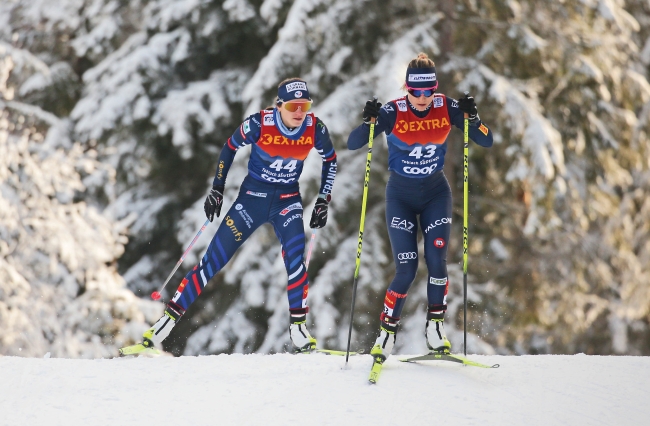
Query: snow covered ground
1 353 647 425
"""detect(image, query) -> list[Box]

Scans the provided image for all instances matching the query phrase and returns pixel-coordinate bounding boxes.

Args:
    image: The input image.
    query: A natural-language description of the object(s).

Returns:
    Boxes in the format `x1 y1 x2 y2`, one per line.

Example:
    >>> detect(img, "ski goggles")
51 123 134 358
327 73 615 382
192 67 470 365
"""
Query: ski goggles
407 88 435 97
282 100 313 112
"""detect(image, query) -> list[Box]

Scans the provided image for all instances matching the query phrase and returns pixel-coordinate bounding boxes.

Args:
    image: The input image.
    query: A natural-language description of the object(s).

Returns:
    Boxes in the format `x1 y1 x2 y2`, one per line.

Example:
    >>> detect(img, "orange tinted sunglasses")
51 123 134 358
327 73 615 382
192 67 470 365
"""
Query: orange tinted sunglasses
283 101 312 112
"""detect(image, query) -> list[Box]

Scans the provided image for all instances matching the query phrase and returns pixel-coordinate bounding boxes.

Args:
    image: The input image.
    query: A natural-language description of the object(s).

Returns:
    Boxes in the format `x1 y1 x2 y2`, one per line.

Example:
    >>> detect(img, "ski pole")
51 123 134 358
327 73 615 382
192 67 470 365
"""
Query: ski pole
305 229 317 269
345 103 377 364
463 93 470 357
151 219 211 301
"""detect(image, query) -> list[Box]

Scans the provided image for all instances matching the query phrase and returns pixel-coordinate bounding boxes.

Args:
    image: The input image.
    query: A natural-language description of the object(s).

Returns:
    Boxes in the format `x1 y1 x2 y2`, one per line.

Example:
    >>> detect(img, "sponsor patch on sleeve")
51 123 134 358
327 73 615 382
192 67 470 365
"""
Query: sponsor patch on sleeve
479 124 489 136
242 120 250 134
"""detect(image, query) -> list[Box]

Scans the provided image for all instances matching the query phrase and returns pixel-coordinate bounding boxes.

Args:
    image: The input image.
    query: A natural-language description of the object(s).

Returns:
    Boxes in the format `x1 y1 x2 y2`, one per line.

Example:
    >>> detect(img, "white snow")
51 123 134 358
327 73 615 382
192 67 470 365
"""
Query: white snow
0 353 647 425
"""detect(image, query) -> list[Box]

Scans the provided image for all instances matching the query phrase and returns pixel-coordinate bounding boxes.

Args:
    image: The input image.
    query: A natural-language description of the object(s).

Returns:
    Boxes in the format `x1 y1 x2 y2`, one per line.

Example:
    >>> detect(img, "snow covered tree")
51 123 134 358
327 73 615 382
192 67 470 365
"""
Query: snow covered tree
0 0 160 358
2 0 648 357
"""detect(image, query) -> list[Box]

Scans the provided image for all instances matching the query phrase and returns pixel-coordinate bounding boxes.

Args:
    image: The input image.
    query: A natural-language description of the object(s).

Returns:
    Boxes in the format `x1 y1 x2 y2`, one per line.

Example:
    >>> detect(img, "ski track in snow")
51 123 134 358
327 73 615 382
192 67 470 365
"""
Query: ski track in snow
0 354 647 425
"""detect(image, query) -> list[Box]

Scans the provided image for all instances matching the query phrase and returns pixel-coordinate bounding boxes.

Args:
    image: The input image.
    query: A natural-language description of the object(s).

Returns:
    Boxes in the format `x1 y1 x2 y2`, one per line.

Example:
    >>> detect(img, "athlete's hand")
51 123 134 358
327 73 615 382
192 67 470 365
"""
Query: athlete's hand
309 195 330 229
362 99 382 124
204 185 224 222
457 94 478 122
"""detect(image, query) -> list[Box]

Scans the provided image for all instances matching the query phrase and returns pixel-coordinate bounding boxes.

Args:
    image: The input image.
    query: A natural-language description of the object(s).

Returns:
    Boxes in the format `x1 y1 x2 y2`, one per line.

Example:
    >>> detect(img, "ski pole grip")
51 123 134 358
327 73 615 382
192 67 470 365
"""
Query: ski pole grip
369 96 378 124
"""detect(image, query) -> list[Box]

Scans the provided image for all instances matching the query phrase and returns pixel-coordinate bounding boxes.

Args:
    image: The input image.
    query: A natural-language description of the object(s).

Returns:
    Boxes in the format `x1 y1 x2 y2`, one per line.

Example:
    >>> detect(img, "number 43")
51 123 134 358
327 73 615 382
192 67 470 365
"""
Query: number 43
409 145 436 159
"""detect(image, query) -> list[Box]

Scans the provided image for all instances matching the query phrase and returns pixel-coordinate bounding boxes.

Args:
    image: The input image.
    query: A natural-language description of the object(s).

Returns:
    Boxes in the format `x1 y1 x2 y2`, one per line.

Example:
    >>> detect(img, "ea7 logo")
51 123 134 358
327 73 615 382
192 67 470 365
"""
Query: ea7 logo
390 217 415 233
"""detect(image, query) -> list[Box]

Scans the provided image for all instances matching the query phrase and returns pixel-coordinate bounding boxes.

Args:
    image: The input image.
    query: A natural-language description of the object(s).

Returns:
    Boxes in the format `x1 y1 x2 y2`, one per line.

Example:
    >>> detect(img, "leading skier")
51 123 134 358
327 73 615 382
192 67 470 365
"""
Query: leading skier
346 53 493 361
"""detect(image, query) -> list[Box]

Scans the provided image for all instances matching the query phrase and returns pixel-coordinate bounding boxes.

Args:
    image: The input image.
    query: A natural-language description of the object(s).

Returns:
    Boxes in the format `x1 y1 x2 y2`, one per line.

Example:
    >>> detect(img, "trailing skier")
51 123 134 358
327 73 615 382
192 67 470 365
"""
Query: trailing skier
137 78 337 354
347 53 493 364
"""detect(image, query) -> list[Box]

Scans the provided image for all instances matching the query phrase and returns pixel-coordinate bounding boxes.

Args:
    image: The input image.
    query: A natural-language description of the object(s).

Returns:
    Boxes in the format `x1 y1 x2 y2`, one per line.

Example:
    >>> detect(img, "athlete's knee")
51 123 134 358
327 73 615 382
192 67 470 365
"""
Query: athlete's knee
393 262 417 287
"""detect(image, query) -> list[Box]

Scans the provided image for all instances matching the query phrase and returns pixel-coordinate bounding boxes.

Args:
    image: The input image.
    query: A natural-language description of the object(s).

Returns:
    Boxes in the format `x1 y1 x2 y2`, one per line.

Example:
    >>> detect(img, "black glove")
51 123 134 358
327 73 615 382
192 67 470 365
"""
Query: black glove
309 195 330 229
362 99 382 124
204 185 224 222
457 94 478 122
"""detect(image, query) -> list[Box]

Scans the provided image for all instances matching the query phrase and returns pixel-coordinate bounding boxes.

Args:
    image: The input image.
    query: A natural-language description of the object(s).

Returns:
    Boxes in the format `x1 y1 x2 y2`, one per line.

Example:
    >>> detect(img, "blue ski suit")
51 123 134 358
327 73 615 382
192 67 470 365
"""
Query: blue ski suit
347 94 492 324
171 108 337 313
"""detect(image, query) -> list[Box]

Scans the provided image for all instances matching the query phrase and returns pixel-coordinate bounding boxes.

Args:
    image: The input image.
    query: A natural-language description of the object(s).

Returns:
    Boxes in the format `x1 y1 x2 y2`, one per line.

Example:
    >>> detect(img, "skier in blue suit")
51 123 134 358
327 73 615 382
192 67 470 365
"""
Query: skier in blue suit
347 53 493 360
141 78 337 353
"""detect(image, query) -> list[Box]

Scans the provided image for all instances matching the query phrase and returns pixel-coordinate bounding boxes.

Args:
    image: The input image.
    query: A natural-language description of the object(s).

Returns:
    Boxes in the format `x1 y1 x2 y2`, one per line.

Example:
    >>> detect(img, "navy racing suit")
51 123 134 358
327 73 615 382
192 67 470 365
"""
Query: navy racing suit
347 94 492 324
171 108 337 313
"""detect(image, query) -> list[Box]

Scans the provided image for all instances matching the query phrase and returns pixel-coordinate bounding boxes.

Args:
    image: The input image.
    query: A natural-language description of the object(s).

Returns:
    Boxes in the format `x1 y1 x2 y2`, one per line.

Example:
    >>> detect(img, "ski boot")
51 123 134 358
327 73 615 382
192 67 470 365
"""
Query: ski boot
119 302 184 356
370 314 399 362
426 308 451 354
368 315 398 384
289 308 317 353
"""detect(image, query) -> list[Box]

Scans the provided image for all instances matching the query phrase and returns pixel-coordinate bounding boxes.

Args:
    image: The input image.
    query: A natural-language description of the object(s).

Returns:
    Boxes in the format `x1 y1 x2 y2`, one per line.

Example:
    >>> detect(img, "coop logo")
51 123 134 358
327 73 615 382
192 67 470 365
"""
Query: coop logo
403 164 437 175
261 174 297 183
390 217 415 233
424 217 452 234
225 215 242 241
397 252 417 261
280 202 302 216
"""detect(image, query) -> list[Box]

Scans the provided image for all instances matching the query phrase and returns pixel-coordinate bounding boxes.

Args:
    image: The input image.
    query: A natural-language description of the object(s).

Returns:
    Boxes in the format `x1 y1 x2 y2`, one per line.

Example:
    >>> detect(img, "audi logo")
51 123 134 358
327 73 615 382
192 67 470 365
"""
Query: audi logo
397 252 417 260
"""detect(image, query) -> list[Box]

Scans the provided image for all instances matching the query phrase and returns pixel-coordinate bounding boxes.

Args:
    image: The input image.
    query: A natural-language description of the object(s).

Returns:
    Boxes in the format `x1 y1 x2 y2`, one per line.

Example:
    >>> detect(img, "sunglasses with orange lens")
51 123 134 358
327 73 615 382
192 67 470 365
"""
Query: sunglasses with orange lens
283 101 312 112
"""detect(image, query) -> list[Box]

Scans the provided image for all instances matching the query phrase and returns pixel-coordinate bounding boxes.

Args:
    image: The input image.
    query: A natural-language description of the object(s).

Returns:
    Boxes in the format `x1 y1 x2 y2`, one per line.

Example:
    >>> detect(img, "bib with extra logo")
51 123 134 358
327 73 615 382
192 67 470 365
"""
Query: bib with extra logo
247 110 317 184
386 95 451 178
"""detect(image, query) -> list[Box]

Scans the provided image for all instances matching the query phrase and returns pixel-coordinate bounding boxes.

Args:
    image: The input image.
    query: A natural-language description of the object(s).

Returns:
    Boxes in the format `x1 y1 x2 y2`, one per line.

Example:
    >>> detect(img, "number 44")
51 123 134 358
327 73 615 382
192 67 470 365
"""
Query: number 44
269 159 297 172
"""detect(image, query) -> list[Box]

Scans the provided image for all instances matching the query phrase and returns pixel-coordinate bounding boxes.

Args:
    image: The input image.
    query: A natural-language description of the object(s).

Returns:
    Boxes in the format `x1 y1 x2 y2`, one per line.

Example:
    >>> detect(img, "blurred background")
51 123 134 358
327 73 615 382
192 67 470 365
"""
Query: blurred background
1 0 649 358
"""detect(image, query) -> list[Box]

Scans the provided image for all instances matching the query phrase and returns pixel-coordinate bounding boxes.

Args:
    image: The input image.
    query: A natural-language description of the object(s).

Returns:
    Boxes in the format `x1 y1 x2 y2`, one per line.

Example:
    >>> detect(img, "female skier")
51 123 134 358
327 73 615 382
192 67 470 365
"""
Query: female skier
347 53 493 360
140 78 337 353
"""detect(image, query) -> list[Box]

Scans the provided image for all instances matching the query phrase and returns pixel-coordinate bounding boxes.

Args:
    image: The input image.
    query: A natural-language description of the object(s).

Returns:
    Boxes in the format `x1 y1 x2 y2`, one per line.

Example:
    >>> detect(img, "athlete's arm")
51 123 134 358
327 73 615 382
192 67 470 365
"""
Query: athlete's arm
212 112 263 187
447 96 493 148
314 118 337 196
346 102 396 150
